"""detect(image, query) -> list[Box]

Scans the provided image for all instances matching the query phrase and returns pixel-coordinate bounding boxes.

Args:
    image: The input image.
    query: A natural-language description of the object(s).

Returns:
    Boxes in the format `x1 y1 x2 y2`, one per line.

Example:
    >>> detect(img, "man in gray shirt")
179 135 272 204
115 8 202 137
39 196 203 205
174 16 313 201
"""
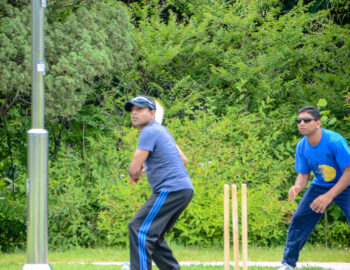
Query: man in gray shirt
125 96 193 270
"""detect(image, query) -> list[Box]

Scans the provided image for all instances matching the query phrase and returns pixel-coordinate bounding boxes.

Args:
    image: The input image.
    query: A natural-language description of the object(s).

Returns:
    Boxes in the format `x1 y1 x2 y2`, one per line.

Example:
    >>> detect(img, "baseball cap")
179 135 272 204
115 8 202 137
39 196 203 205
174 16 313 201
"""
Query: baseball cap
124 96 156 111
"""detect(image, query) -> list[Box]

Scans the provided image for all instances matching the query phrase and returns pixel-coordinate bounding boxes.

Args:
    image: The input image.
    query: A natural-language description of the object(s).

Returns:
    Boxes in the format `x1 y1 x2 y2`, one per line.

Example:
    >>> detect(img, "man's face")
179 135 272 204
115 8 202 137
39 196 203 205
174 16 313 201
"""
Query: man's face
297 112 321 136
131 106 155 129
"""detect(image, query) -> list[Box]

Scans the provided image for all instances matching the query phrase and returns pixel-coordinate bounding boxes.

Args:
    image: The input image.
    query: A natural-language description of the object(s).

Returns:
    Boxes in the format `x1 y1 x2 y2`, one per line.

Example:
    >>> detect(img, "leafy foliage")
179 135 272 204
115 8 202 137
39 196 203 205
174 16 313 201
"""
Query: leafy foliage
45 1 135 118
1 0 350 251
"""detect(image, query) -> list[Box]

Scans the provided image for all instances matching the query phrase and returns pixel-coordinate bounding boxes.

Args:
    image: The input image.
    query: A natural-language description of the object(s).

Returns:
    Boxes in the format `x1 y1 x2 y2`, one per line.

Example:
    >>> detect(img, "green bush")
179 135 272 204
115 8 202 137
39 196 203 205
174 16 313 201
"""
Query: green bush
0 189 26 252
130 0 350 117
44 105 301 248
166 106 297 246
1 0 350 250
4 103 349 250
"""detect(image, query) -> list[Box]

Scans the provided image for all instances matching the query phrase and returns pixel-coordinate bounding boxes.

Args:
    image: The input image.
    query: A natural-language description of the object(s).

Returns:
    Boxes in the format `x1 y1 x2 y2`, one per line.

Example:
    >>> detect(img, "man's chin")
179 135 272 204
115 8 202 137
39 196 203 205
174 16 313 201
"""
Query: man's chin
132 121 148 129
299 129 309 136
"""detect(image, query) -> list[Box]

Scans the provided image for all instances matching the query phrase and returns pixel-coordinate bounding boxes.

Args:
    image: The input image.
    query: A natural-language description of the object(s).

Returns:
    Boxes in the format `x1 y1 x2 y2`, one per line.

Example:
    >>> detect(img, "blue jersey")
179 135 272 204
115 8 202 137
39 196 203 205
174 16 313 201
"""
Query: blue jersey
137 120 193 192
295 128 350 187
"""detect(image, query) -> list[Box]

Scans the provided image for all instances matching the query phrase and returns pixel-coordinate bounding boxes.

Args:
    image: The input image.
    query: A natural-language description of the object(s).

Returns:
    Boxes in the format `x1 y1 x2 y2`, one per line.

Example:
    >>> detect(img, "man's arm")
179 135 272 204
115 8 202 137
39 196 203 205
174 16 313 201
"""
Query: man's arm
176 144 188 166
288 173 310 201
310 165 350 213
128 149 149 184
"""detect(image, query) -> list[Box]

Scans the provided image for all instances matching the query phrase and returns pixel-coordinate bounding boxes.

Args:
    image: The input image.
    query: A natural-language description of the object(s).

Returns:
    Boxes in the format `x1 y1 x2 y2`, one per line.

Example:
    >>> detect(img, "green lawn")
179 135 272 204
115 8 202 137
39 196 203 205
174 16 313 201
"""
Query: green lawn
1 245 348 263
0 245 348 270
0 264 328 270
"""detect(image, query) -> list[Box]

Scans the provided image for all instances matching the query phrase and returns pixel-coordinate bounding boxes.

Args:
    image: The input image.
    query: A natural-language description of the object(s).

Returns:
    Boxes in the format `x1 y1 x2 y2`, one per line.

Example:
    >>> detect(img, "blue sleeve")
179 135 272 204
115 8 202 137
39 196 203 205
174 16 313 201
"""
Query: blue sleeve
333 138 350 169
294 141 311 174
137 127 158 152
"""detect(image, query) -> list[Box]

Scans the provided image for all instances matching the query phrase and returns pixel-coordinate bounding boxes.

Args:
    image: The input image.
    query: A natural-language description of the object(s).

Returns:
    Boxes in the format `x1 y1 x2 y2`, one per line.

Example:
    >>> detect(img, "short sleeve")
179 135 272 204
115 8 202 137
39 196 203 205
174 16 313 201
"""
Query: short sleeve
333 138 350 169
137 126 158 152
294 141 311 174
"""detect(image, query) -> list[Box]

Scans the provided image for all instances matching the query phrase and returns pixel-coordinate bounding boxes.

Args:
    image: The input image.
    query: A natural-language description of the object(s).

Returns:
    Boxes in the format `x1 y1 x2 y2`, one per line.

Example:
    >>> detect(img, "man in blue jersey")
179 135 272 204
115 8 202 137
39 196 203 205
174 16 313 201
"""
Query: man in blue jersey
125 96 193 270
279 106 350 270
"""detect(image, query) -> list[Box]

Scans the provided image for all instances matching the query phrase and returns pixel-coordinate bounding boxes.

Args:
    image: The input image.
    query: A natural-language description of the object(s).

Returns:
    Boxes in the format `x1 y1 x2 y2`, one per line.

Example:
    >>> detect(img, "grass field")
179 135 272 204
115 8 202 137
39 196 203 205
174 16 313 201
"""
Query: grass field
1 245 348 263
0 264 329 270
0 245 348 270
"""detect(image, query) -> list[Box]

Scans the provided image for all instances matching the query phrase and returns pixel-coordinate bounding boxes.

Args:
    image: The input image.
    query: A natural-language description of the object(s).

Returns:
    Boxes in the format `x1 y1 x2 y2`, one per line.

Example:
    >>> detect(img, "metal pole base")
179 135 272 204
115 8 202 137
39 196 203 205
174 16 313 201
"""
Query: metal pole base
22 264 52 270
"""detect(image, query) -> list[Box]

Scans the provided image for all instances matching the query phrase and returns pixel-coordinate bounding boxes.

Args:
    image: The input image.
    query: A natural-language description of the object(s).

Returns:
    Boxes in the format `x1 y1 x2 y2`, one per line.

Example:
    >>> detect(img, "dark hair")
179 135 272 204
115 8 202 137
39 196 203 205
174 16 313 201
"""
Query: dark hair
298 106 320 120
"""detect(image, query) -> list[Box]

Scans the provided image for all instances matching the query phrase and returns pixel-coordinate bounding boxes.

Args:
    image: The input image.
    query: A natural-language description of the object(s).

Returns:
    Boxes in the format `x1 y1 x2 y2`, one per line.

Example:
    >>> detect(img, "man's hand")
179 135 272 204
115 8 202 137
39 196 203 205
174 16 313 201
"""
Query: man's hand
309 165 350 213
129 177 139 185
129 164 145 185
128 150 149 185
288 173 310 201
310 194 333 213
288 185 302 201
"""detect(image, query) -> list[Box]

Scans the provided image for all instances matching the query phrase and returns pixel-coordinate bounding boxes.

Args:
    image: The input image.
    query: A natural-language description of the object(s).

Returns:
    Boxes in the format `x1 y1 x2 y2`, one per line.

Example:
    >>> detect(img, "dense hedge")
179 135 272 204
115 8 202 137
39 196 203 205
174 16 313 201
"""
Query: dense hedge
1 0 350 251
2 105 350 251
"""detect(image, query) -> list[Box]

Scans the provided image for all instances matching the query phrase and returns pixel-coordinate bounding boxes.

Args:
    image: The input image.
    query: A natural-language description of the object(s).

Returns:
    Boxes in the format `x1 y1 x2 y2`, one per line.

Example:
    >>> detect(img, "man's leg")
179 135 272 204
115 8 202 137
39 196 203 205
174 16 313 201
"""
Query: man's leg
129 192 162 270
128 189 193 270
282 185 330 268
151 239 179 270
151 191 193 269
333 186 350 224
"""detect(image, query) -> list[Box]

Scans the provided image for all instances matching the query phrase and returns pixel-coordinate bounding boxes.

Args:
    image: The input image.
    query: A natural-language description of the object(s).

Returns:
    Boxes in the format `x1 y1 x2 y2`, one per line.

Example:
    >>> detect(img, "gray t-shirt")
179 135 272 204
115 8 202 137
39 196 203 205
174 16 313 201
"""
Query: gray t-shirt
137 120 193 192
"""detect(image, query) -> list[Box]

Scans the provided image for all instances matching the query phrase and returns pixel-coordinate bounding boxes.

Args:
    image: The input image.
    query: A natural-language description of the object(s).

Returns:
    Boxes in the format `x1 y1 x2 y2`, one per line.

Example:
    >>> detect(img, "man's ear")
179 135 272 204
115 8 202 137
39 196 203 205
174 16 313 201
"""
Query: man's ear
316 119 321 128
151 109 156 118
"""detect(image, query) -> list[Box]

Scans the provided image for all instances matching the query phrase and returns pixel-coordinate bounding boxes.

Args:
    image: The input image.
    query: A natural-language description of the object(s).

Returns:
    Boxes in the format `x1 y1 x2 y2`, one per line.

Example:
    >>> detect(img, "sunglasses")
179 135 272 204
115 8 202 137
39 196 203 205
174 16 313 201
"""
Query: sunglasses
296 118 316 124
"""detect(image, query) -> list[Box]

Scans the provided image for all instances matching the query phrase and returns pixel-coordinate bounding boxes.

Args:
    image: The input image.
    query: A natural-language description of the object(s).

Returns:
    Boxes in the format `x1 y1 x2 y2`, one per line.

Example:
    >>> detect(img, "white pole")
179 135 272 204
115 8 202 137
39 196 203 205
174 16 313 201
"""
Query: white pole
23 0 51 269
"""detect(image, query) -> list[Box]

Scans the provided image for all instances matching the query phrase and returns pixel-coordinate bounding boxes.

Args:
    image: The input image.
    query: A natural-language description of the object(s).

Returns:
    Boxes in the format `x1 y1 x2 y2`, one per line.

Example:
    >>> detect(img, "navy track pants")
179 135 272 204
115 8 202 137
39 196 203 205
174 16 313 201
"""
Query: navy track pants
128 189 193 270
282 184 350 267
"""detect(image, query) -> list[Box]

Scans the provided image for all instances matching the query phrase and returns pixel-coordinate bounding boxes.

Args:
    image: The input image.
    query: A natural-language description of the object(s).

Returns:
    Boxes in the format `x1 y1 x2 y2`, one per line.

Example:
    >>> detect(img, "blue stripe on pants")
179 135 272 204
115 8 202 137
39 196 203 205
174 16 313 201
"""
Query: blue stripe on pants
138 190 170 270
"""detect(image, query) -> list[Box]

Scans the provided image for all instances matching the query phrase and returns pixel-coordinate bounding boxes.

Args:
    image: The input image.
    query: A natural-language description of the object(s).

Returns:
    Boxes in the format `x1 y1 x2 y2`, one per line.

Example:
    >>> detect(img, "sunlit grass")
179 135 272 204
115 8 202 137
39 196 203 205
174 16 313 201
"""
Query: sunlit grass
0 244 348 270
0 263 328 270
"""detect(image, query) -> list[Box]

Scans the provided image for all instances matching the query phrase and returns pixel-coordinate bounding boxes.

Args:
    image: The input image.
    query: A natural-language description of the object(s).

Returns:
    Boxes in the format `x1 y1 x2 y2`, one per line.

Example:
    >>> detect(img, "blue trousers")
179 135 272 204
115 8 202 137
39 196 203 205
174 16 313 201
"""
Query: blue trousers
282 184 350 267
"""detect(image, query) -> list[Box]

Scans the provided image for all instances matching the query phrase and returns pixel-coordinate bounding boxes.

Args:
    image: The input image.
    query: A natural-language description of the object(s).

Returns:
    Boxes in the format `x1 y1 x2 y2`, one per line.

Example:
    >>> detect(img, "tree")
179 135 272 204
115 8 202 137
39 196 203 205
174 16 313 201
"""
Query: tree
0 0 135 208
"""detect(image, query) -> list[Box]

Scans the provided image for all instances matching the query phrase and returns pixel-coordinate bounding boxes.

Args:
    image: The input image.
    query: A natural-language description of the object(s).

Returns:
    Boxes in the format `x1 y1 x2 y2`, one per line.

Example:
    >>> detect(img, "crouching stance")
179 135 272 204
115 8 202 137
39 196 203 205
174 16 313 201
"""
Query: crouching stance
279 106 350 270
125 96 193 270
